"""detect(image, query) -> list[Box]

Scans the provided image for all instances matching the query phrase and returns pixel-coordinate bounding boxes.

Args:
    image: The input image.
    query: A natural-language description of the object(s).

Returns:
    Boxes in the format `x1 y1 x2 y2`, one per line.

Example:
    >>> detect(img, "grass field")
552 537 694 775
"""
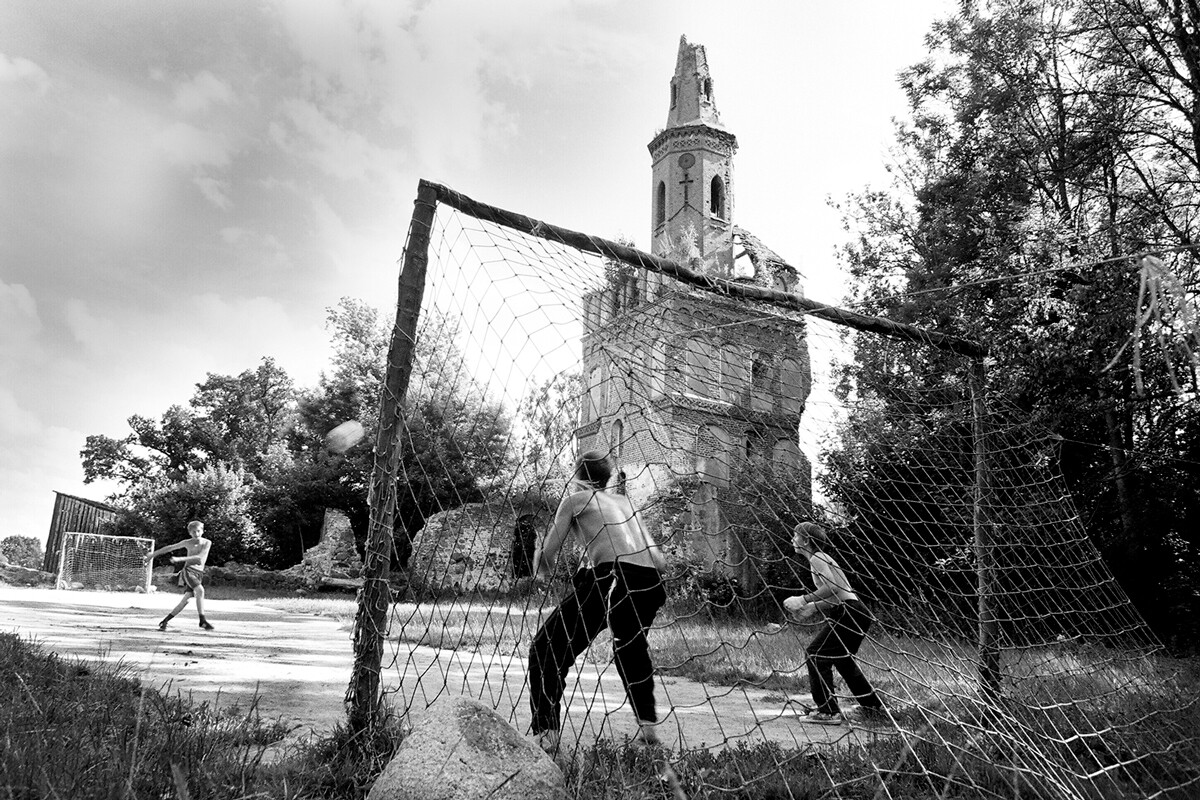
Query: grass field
3 584 1199 798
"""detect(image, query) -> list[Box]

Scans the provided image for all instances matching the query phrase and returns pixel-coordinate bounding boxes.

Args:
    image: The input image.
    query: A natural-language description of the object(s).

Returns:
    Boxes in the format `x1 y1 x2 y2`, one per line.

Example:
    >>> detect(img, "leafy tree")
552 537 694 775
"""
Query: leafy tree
106 464 268 568
295 298 515 569
189 357 295 475
514 370 582 488
0 536 43 569
830 0 1200 649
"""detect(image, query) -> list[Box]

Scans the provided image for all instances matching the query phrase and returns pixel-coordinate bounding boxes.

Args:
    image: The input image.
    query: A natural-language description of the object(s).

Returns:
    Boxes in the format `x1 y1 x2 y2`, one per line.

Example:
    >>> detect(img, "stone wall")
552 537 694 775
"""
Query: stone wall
409 502 552 596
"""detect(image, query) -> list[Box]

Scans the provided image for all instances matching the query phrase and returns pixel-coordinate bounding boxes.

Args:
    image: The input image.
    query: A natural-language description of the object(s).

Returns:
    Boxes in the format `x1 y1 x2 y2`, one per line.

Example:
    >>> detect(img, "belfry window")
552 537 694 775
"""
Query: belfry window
710 176 726 218
655 181 666 228
671 83 678 108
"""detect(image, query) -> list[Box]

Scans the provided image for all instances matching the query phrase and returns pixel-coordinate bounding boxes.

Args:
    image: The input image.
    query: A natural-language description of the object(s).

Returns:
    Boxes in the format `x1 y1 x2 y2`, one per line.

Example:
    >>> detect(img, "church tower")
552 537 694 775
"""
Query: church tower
576 36 812 591
648 37 738 277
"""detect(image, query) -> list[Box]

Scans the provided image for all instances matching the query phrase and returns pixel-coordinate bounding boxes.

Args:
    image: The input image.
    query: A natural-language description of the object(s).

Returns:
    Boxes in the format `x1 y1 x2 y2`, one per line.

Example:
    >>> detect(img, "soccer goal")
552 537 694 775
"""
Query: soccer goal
346 180 1200 799
56 532 154 593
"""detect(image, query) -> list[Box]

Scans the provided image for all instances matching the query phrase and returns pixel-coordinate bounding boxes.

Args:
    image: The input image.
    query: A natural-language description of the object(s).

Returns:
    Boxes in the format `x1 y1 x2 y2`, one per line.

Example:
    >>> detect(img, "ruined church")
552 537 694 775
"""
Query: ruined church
575 36 813 589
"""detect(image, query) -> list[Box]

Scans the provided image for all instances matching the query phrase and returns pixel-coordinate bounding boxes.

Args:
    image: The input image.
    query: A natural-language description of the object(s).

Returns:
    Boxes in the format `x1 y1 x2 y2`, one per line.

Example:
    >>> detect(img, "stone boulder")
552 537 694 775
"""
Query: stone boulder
367 697 564 800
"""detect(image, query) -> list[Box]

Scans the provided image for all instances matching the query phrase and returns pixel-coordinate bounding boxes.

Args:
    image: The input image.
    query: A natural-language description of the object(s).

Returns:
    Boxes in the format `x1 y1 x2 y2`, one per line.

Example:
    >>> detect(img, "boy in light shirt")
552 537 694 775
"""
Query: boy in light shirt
785 522 885 723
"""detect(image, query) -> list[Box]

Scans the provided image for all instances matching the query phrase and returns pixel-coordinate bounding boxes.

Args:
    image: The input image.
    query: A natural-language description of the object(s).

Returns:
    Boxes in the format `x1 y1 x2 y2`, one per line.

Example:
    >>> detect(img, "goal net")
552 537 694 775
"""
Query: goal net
349 181 1200 799
56 532 154 593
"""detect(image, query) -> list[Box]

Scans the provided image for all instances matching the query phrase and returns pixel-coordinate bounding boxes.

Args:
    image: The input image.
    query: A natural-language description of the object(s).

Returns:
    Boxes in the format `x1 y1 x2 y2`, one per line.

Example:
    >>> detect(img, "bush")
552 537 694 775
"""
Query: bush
0 535 43 569
107 463 275 567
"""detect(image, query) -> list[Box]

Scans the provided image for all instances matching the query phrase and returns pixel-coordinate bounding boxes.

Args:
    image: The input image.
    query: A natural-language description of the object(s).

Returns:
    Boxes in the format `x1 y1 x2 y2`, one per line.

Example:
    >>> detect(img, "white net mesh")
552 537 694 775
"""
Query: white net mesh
358 188 1200 799
56 532 154 593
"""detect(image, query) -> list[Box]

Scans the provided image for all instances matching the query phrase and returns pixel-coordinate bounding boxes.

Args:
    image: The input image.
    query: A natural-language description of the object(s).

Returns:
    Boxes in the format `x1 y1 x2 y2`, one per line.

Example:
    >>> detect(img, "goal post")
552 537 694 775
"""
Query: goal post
347 179 1200 798
56 532 154 592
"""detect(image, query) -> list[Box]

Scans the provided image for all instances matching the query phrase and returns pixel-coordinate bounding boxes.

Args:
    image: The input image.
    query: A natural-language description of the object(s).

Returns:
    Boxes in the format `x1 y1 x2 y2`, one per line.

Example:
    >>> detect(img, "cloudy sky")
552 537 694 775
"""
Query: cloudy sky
1 0 954 545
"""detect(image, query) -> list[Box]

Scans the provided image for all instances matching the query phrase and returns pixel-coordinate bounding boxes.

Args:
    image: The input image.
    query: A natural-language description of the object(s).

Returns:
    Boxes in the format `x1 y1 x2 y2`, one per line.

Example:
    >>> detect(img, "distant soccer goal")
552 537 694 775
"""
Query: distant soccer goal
346 180 1200 799
56 532 154 593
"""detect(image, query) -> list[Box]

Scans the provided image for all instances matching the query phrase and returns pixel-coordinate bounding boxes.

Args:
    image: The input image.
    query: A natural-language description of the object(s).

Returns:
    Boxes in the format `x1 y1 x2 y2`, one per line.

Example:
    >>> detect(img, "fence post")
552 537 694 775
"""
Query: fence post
346 181 438 734
970 357 1000 702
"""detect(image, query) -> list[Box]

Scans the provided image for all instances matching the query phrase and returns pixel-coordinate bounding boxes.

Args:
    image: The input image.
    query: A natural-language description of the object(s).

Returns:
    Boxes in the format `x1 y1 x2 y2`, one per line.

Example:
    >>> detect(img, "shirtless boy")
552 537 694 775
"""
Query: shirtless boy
528 451 669 754
145 520 215 631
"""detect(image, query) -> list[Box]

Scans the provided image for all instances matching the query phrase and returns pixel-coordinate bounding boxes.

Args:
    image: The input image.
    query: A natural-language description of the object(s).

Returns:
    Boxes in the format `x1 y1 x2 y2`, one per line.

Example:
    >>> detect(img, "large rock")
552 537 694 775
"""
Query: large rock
368 697 564 800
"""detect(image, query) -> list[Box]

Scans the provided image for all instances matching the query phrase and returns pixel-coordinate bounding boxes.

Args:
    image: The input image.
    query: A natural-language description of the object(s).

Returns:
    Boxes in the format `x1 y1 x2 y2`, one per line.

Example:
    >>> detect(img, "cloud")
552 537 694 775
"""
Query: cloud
0 387 42 439
156 121 233 168
0 279 43 372
0 53 51 95
172 70 235 115
63 298 120 354
273 98 403 182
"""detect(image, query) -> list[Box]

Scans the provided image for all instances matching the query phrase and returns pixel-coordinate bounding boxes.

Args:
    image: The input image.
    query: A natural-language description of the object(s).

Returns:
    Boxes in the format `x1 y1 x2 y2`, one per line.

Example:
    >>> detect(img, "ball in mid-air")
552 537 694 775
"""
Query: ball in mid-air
326 420 365 453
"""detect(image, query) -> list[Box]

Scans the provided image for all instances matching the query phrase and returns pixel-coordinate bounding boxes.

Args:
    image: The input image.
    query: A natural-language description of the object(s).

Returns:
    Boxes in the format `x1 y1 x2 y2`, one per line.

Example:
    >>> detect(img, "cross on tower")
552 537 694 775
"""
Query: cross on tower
679 172 694 207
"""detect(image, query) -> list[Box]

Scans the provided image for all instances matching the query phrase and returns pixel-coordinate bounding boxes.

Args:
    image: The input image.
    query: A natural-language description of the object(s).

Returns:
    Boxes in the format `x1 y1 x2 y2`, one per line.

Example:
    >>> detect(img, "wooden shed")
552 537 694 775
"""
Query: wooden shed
43 492 121 572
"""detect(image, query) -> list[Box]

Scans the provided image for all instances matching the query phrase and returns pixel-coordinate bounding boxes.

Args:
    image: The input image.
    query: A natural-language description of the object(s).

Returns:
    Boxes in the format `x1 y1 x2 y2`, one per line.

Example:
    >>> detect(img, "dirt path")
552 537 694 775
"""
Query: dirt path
0 585 884 753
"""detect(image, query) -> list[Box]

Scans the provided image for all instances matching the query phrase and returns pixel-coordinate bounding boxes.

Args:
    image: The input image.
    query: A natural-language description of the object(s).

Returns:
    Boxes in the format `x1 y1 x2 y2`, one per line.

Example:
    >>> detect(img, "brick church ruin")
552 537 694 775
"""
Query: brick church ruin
411 36 813 596
574 35 813 591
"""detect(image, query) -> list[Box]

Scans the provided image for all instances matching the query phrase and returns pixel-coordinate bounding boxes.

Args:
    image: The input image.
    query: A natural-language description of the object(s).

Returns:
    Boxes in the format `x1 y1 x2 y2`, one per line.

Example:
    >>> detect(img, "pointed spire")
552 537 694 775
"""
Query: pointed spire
666 35 723 130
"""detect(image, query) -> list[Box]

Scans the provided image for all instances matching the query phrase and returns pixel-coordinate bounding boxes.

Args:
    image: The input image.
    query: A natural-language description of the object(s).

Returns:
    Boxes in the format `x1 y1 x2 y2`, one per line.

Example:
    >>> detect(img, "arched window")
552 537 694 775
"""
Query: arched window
655 181 666 228
588 366 604 421
685 337 719 399
710 175 726 218
780 357 808 414
703 78 712 99
649 338 666 397
771 439 800 473
696 424 731 486
751 354 773 412
611 419 624 461
671 83 678 109
721 344 749 403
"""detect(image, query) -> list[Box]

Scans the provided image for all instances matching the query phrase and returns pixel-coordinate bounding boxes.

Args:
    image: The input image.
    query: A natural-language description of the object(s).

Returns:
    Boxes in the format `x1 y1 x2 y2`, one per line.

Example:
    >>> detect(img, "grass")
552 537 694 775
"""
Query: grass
7 585 1197 798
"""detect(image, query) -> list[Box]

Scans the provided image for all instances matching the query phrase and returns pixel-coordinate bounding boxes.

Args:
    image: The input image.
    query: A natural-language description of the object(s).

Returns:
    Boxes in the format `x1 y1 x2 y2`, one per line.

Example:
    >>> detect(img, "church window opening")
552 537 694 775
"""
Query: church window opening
771 439 800 473
588 366 604 421
611 419 624 461
721 344 749 403
710 176 726 218
655 181 666 228
671 83 677 108
780 357 807 414
703 78 712 99
685 336 720 399
695 424 731 486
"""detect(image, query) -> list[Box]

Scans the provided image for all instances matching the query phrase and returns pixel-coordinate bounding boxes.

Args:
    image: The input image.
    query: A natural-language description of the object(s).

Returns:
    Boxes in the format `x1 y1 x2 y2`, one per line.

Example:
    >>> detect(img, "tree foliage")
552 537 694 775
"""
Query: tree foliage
830 0 1200 650
78 297 516 572
0 536 43 570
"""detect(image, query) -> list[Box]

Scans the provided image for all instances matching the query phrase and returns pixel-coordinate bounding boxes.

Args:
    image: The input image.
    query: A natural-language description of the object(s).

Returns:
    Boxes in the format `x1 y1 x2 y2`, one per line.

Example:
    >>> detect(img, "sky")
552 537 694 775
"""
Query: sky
0 0 958 546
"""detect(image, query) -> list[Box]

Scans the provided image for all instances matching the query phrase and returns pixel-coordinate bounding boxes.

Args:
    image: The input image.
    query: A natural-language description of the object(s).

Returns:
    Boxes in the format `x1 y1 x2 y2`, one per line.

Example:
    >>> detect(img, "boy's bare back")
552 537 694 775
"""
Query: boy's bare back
556 489 665 571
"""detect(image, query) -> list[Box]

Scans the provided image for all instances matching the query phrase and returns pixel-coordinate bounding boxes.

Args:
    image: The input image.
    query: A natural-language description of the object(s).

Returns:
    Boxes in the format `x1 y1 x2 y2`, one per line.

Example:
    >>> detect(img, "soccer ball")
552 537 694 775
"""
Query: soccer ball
326 420 366 453
783 596 813 621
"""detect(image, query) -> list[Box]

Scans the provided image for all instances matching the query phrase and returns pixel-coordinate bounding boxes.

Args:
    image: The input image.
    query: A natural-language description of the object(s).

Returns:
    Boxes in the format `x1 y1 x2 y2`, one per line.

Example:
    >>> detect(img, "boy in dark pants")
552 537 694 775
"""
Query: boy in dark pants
528 451 668 754
785 522 885 724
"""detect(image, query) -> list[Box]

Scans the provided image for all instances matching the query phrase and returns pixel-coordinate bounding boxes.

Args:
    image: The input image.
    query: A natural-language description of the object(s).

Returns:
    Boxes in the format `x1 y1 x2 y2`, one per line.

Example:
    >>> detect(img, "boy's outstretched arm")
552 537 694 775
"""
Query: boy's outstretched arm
535 495 578 579
145 540 185 563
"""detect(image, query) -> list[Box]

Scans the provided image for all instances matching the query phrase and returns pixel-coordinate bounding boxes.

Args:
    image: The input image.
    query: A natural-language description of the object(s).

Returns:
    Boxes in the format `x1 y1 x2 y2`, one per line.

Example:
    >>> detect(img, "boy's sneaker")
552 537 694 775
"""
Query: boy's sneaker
798 710 845 725
846 706 889 725
157 620 169 631
630 721 663 750
199 620 214 631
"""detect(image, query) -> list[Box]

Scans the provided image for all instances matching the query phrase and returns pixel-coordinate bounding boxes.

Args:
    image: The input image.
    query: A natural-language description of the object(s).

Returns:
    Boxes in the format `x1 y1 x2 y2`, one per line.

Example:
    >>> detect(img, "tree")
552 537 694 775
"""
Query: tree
106 464 268 567
832 0 1200 649
1 536 43 569
295 298 515 568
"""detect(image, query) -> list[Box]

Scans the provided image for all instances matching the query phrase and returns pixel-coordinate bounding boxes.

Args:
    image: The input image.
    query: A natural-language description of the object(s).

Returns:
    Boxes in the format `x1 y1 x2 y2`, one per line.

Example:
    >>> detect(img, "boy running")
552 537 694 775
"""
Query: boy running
785 521 884 723
528 451 669 754
145 520 215 631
